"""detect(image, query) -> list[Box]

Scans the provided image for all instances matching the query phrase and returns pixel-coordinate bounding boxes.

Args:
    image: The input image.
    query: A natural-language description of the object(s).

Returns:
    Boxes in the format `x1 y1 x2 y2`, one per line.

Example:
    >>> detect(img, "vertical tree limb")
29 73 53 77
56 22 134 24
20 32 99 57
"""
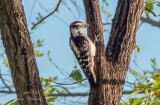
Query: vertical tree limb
83 0 107 105
83 0 105 85
83 0 144 105
0 0 47 104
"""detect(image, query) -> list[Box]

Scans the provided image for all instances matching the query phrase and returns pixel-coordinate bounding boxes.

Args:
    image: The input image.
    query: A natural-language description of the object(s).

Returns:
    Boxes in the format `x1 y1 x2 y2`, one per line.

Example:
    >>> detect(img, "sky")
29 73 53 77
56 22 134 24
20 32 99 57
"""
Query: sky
0 0 160 104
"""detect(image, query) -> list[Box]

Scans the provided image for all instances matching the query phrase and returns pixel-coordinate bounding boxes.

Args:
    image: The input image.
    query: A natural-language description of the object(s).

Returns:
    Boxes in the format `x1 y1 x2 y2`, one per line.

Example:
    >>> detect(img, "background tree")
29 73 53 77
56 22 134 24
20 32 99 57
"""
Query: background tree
83 0 143 105
0 0 47 105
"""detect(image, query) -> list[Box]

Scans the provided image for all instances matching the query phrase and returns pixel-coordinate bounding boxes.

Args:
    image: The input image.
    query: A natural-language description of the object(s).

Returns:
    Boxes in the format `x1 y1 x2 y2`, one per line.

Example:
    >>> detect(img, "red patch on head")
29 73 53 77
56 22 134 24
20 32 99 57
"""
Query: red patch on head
70 22 76 27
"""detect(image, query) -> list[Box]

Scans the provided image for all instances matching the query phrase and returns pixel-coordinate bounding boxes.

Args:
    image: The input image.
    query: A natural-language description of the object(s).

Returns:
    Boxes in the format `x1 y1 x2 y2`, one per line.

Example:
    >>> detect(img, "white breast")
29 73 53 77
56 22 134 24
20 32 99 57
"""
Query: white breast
70 39 80 55
71 28 79 37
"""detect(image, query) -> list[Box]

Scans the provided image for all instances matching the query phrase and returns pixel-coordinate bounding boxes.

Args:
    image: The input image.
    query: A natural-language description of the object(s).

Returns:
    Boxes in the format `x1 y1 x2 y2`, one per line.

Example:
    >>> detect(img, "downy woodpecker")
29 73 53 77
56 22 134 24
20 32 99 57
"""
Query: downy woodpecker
69 21 96 86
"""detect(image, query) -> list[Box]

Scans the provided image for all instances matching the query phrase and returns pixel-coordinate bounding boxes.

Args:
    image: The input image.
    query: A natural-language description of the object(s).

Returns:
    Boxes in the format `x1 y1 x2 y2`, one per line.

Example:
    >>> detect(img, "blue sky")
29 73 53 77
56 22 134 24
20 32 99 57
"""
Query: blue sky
0 0 160 104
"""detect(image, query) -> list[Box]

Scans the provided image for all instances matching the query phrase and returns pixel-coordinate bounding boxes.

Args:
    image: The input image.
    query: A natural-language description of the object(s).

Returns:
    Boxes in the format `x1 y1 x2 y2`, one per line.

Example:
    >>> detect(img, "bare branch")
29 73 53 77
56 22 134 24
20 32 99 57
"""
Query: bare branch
62 1 77 19
48 54 68 78
0 69 13 91
103 22 112 26
0 74 12 91
154 1 160 3
145 8 160 17
0 91 143 95
53 79 87 85
31 0 62 30
140 16 160 28
50 93 88 97
0 90 15 94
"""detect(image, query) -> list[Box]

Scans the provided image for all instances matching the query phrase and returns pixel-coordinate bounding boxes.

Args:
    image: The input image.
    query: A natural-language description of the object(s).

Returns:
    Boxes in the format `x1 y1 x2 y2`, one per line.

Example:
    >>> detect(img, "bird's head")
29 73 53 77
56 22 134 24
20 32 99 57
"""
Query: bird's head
70 21 88 37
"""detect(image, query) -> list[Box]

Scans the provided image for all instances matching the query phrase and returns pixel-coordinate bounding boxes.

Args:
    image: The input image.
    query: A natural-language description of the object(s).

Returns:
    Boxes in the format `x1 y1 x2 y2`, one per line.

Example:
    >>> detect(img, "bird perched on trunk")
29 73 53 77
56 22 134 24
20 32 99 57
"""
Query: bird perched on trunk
69 21 96 86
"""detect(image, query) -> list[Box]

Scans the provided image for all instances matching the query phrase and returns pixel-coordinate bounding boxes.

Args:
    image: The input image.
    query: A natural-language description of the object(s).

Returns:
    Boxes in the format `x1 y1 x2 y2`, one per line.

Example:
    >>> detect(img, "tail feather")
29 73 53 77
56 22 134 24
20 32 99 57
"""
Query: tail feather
88 66 97 87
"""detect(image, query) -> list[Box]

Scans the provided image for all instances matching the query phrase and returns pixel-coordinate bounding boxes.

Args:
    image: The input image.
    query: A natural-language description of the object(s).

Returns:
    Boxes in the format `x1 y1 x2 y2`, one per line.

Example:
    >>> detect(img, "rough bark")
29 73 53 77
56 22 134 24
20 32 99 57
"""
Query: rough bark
83 0 144 105
0 0 47 105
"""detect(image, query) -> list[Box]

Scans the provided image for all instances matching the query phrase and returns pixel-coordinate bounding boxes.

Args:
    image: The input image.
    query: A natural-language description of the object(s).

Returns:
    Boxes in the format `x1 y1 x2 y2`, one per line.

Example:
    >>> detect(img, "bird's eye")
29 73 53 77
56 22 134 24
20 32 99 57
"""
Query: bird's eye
77 25 82 29
71 25 76 28
77 25 80 28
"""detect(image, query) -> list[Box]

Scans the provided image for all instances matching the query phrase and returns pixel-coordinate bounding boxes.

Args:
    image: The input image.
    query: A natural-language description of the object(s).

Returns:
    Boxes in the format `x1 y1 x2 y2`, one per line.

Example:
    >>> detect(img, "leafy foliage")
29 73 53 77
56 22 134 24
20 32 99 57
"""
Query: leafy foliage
145 0 154 15
144 0 160 16
41 77 57 105
121 58 160 105
135 45 141 53
4 99 18 105
31 13 45 29
33 39 44 57
69 69 82 84
69 63 83 84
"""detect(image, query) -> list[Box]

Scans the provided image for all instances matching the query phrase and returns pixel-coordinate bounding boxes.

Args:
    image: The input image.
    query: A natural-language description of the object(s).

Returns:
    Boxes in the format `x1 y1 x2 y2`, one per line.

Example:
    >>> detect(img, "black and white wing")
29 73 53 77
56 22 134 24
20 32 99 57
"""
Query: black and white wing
69 36 96 86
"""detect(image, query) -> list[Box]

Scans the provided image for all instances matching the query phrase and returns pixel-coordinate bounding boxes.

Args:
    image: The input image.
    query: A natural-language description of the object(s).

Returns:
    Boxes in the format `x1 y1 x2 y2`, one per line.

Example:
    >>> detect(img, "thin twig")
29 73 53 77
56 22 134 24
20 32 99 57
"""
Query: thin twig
51 85 71 93
145 8 160 17
31 0 62 30
62 1 77 19
0 90 144 95
0 90 15 94
53 79 87 85
103 22 112 26
0 69 13 91
140 16 160 28
29 0 37 24
48 54 69 78
154 2 160 3
37 0 50 13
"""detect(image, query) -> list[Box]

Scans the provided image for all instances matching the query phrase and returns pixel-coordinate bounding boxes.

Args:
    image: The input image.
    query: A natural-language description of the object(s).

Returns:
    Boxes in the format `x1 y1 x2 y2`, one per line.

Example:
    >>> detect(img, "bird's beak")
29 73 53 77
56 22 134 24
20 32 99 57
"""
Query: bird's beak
83 24 89 28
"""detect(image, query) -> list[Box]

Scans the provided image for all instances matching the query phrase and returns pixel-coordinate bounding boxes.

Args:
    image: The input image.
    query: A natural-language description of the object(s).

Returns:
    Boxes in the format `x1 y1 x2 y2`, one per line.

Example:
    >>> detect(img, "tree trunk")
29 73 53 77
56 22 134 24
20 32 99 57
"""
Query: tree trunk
83 0 144 105
0 1 47 105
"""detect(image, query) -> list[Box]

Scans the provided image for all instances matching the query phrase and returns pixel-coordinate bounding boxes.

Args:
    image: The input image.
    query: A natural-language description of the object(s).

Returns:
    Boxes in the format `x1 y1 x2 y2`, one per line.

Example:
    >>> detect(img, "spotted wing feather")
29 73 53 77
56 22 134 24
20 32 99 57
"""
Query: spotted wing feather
70 36 96 86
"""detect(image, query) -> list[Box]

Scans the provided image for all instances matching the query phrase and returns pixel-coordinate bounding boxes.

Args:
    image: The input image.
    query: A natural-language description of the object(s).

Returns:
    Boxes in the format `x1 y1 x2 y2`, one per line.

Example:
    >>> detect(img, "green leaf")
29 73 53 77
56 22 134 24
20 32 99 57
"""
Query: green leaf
47 97 56 103
48 88 56 95
152 72 160 81
154 89 160 98
47 50 51 60
45 81 50 88
154 83 160 90
4 99 15 105
15 100 19 105
3 59 9 67
145 1 154 15
69 70 82 83
130 70 146 82
40 77 45 84
9 100 18 105
135 83 145 89
35 50 44 57
135 45 141 53
151 58 157 70
38 12 43 20
129 97 145 105
157 3 160 7
151 101 160 105
120 102 129 105
145 1 154 10
36 39 44 47
73 64 78 69
145 9 150 16
144 82 154 89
